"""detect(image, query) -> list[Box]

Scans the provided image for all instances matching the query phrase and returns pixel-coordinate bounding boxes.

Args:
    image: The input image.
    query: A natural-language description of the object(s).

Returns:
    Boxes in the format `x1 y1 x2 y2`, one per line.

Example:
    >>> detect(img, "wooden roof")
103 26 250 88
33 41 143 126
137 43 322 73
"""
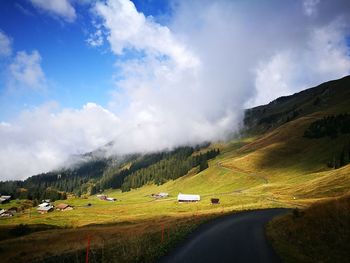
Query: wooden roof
56 203 70 209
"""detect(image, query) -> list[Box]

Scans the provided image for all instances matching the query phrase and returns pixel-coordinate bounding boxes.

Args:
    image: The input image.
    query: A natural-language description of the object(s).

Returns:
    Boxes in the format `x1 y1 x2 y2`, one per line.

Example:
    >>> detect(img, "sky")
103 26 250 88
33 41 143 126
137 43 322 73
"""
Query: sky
0 0 350 180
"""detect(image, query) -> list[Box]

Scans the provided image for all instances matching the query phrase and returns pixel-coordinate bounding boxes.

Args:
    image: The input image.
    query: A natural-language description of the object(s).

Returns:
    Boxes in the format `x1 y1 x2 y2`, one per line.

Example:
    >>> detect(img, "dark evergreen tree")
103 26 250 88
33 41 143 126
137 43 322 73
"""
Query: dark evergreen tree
199 158 209 172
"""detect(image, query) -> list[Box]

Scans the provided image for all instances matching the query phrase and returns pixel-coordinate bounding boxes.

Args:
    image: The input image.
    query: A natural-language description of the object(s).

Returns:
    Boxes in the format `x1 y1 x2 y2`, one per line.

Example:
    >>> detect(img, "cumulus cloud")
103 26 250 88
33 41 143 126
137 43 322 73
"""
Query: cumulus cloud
7 50 47 90
2 0 350 180
29 0 76 22
248 20 350 106
0 31 12 56
94 0 199 68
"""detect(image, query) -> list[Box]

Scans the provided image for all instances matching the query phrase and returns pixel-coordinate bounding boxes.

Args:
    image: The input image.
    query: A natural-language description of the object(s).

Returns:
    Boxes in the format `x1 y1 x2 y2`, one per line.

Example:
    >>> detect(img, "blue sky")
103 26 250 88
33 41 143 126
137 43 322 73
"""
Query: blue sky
1 0 350 180
0 1 106 119
0 0 170 120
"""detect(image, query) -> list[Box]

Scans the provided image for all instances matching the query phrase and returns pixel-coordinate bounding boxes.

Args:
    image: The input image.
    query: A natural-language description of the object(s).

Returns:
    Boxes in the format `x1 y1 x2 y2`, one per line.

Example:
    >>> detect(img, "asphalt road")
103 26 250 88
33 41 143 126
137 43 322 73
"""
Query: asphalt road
159 208 289 263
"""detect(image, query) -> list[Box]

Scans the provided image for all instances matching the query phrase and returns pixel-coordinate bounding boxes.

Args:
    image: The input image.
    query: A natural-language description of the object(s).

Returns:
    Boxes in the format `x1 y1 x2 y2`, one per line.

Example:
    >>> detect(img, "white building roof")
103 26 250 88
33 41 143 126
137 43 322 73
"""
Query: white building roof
37 205 54 211
38 202 50 208
177 193 200 201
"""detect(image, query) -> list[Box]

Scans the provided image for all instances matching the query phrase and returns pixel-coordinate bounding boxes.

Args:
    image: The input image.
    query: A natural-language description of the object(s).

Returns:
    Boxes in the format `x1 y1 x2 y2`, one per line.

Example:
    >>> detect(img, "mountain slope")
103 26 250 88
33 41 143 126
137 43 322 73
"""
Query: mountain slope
244 75 350 133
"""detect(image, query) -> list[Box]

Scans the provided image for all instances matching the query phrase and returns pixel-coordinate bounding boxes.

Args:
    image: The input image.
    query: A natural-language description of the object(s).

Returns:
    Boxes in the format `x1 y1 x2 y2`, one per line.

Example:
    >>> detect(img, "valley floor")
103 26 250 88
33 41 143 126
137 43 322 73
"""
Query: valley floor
0 136 349 262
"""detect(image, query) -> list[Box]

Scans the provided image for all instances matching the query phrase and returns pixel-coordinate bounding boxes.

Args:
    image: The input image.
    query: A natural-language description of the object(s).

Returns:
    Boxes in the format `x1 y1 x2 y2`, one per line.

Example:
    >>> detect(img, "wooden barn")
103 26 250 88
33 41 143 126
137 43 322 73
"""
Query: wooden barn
56 203 73 211
177 193 200 202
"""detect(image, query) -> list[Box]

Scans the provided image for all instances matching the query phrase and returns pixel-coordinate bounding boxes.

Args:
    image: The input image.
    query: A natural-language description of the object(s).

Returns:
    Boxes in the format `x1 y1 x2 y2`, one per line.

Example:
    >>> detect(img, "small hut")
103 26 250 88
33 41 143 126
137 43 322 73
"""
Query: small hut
0 195 11 204
56 203 73 211
0 209 13 217
211 198 220 204
151 192 169 199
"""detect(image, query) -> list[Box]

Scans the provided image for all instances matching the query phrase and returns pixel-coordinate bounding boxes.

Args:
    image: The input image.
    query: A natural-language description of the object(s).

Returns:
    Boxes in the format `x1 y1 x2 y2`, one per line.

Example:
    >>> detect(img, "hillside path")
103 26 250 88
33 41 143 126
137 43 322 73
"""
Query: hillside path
159 208 288 263
217 162 269 184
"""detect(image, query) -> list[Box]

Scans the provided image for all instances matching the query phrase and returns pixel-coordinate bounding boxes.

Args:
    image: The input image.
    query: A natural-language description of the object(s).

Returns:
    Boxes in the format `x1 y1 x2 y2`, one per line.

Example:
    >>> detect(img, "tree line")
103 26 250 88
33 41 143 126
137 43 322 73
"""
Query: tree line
0 159 108 200
327 142 350 169
121 148 220 192
0 144 220 200
304 114 350 139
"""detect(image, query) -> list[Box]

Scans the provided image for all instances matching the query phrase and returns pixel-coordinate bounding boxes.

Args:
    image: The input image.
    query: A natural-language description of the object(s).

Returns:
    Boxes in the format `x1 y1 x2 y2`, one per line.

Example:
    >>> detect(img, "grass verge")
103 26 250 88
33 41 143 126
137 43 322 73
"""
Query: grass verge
0 212 222 263
266 194 350 263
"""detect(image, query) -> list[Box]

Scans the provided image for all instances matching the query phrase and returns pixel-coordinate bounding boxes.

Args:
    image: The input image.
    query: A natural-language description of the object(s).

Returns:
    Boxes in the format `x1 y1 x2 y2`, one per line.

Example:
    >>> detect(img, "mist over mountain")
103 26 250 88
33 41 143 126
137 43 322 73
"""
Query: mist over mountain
1 75 349 200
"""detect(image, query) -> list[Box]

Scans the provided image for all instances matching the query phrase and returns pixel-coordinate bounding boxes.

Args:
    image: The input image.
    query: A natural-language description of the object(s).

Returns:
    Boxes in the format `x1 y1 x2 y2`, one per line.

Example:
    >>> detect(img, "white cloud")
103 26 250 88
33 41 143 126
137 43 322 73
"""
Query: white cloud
0 102 121 180
29 0 76 22
303 0 320 16
0 31 12 56
94 0 199 68
2 0 350 180
7 50 47 90
248 19 350 107
86 29 104 47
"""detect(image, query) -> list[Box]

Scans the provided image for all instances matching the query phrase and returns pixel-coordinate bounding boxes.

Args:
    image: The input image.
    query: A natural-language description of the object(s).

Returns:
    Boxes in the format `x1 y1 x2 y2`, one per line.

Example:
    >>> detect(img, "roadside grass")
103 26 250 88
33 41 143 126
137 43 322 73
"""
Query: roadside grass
266 195 350 263
0 214 211 263
1 207 285 263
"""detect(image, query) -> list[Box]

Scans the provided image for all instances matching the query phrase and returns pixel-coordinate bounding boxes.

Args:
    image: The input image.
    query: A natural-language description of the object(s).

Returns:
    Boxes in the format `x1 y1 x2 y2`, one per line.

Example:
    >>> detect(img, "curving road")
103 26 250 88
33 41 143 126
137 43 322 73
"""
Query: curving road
159 208 288 263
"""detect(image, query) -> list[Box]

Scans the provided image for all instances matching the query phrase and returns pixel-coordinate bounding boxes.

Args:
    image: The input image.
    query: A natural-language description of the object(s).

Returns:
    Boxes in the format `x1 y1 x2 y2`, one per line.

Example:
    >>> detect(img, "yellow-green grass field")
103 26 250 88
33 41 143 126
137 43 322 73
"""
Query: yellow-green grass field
1 112 350 262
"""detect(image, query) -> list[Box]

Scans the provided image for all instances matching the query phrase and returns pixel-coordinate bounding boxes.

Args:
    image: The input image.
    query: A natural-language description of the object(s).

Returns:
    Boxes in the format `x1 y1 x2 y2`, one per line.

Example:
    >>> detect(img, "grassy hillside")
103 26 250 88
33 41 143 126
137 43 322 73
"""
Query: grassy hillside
267 195 350 263
244 75 350 133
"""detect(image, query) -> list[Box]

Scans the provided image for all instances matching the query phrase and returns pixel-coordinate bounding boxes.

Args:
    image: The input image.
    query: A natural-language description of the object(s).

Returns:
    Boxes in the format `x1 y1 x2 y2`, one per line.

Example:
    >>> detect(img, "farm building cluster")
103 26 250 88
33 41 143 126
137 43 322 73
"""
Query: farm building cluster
0 195 13 217
0 208 15 218
37 200 73 214
1 191 220 219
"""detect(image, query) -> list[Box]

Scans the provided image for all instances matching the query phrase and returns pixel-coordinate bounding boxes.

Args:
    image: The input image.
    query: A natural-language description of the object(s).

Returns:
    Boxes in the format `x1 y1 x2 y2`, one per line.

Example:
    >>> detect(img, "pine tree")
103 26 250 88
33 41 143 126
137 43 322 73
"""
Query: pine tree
339 148 345 167
199 158 209 172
